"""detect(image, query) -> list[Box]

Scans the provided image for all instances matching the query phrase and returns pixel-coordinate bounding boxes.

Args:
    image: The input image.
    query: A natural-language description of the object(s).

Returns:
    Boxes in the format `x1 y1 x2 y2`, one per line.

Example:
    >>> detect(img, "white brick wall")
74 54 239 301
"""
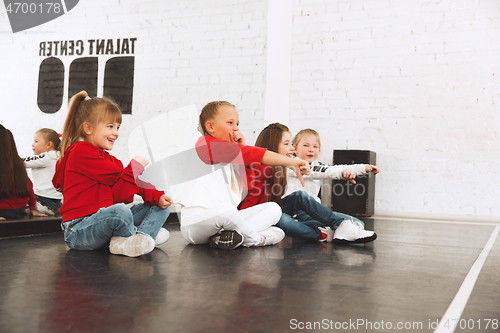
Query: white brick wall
1 0 499 220
0 0 268 161
289 0 500 219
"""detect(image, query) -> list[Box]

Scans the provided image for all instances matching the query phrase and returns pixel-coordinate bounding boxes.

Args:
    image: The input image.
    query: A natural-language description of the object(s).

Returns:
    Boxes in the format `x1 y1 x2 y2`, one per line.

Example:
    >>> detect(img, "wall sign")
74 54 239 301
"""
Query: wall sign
37 38 136 115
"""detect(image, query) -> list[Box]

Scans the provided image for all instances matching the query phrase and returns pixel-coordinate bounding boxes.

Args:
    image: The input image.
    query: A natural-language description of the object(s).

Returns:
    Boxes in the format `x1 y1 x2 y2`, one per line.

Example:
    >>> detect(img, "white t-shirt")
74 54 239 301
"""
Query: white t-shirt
23 150 63 199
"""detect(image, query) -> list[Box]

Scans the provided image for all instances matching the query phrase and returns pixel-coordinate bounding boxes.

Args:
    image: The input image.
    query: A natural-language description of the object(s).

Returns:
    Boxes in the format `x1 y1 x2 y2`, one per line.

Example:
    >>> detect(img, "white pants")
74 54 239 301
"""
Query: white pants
180 202 282 247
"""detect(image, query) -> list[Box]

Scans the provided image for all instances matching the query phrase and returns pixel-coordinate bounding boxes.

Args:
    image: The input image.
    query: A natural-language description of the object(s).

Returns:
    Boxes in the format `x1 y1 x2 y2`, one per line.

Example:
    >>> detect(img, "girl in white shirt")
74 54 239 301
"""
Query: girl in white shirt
23 128 63 215
285 128 379 242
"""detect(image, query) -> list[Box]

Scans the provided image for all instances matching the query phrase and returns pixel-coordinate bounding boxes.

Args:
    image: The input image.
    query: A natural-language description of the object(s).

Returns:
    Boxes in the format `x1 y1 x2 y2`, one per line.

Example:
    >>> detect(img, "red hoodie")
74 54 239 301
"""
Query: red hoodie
0 178 37 211
52 142 164 222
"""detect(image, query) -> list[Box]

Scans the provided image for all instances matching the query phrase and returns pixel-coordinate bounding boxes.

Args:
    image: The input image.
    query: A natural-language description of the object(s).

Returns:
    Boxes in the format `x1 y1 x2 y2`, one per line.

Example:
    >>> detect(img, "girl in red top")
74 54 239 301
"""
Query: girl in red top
52 91 172 257
0 124 46 220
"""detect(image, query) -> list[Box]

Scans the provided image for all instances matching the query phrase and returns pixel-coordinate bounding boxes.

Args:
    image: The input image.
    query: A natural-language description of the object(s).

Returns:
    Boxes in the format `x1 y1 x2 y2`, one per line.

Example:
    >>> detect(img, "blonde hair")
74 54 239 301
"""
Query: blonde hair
59 91 122 160
36 128 61 152
198 101 235 135
292 128 321 149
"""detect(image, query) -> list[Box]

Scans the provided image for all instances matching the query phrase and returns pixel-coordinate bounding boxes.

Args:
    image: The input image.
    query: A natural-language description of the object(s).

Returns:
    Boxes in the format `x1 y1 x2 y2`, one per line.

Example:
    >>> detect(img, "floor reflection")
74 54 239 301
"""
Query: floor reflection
0 219 498 333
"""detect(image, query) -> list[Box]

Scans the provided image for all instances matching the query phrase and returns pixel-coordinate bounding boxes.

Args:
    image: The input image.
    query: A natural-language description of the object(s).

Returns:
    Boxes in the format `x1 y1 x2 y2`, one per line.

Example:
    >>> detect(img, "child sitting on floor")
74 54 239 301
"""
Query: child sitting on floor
240 124 378 244
53 91 171 257
0 124 47 220
23 128 63 216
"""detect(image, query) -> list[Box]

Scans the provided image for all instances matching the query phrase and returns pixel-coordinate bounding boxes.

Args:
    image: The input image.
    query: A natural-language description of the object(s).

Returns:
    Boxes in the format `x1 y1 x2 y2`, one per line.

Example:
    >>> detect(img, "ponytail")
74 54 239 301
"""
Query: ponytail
59 91 88 160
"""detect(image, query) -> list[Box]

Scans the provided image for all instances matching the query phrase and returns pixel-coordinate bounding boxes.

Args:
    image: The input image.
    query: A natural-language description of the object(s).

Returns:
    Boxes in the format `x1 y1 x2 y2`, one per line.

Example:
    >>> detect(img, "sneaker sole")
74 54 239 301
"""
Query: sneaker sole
110 234 155 257
209 230 244 250
333 233 377 244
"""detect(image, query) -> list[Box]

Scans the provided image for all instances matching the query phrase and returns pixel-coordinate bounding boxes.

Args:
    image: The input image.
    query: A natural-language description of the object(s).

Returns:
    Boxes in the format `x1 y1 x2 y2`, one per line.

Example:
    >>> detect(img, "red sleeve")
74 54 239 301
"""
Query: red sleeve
71 143 124 186
27 178 37 211
196 136 267 166
112 158 165 206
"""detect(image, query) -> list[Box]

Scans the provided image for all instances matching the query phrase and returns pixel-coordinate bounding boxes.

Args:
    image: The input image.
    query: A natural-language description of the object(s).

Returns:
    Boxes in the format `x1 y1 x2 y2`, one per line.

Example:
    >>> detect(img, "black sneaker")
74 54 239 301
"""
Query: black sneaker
209 230 244 250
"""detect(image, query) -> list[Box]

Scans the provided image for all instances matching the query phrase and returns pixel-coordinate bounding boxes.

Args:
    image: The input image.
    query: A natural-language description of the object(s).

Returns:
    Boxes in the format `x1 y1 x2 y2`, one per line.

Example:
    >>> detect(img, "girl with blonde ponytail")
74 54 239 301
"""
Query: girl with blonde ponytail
52 91 172 257
23 127 63 216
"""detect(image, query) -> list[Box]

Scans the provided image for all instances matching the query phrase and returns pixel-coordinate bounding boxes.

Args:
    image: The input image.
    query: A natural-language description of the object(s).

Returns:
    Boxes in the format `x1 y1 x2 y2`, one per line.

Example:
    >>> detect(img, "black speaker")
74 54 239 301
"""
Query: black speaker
331 150 376 217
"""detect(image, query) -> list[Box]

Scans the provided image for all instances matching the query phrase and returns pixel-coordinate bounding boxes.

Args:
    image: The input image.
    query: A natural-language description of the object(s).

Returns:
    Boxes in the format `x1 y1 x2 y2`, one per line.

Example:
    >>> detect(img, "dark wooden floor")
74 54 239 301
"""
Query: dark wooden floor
0 217 498 333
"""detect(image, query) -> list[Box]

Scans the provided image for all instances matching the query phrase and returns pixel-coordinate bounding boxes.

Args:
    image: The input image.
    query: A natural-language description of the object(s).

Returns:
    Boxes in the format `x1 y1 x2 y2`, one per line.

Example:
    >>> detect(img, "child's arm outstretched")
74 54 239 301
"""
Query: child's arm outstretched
341 165 379 184
23 152 55 169
288 162 379 184
112 155 172 209
262 151 310 186
131 156 172 209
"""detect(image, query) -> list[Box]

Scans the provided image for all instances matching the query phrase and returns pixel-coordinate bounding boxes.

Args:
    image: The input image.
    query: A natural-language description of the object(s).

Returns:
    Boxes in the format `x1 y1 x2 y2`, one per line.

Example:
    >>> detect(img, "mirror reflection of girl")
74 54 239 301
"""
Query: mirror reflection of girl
23 128 63 216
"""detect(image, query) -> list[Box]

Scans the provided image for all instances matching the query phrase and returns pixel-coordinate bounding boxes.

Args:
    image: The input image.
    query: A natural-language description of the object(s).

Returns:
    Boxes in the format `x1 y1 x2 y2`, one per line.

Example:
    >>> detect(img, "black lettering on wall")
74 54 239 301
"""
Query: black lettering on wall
68 57 98 101
37 57 64 113
103 56 134 115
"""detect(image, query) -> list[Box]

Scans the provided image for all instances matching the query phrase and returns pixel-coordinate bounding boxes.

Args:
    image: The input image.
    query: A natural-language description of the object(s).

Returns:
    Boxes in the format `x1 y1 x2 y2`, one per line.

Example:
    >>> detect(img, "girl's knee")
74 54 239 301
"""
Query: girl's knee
296 191 312 203
154 205 171 216
103 204 134 226
267 202 282 221
108 203 131 215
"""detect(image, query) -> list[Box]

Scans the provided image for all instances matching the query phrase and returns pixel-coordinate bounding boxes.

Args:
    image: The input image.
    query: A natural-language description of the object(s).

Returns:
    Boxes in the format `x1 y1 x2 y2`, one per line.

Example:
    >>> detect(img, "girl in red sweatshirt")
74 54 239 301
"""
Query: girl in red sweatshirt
52 91 172 257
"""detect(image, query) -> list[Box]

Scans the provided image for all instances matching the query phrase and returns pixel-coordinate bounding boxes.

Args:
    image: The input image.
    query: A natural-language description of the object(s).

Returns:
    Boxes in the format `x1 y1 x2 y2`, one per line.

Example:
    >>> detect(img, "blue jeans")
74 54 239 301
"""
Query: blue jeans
0 206 27 220
61 203 170 251
278 191 364 241
36 195 62 214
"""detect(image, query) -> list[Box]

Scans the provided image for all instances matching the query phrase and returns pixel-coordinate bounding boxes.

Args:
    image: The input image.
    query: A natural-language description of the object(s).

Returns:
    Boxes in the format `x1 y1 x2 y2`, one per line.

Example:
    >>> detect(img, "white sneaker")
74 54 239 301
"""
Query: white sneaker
109 233 155 257
318 226 334 242
36 201 56 216
333 220 377 244
352 220 365 229
155 228 170 246
258 227 285 246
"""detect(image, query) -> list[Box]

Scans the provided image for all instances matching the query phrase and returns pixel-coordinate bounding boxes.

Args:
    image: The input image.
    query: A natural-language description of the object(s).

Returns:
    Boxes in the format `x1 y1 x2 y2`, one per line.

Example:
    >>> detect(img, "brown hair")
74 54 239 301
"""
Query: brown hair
254 123 290 205
198 101 235 135
292 128 321 149
0 124 31 198
36 128 61 152
59 91 122 160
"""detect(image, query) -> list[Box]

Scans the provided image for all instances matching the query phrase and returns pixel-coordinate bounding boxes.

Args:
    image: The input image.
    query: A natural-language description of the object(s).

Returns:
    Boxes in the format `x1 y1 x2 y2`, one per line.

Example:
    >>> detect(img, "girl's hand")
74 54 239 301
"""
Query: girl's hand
342 170 357 184
158 195 172 209
0 217 5 221
365 165 380 174
299 164 310 175
31 210 48 217
288 158 310 186
133 155 150 167
232 130 245 145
